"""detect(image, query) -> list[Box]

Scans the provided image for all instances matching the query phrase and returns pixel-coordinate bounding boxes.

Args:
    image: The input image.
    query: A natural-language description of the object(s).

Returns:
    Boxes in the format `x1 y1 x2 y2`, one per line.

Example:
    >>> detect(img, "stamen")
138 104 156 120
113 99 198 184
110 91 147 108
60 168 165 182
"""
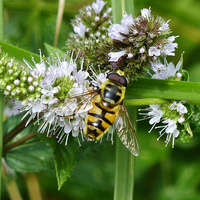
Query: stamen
77 136 81 146
148 122 157 133
23 59 33 70
25 113 36 127
64 133 70 145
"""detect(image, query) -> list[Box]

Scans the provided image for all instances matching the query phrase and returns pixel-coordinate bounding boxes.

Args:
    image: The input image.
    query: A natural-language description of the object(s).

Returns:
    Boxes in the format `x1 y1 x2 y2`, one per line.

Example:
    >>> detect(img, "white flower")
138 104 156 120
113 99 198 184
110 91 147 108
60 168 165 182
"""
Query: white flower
32 62 46 76
151 62 166 72
41 92 57 105
31 100 47 113
4 100 22 117
170 101 187 115
148 47 161 57
158 20 170 32
92 0 106 14
141 7 151 18
157 119 179 147
139 105 163 133
148 105 163 125
59 61 75 77
151 58 181 80
108 50 127 62
91 72 107 87
74 22 86 38
161 36 178 56
176 102 187 114
121 13 134 26
138 100 188 147
73 69 89 85
108 24 128 41
21 53 91 146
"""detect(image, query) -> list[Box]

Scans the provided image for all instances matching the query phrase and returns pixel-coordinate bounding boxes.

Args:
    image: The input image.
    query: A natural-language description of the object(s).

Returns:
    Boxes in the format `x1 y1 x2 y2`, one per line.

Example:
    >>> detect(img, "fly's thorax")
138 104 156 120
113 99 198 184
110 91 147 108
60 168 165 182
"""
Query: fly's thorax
100 79 126 107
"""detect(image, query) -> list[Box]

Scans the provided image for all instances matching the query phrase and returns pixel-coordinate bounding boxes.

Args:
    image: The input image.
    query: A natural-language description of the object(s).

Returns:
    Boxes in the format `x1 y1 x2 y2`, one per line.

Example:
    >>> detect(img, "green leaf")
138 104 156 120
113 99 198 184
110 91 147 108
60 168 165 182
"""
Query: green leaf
44 43 66 58
111 1 135 200
111 0 134 23
126 78 200 104
38 133 77 190
4 142 54 172
0 40 40 63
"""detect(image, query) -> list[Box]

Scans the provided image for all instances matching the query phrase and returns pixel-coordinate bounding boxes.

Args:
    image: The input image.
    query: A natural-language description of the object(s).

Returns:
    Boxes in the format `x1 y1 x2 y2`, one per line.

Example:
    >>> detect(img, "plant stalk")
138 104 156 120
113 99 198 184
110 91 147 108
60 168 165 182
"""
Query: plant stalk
3 117 33 145
111 0 136 200
3 132 36 153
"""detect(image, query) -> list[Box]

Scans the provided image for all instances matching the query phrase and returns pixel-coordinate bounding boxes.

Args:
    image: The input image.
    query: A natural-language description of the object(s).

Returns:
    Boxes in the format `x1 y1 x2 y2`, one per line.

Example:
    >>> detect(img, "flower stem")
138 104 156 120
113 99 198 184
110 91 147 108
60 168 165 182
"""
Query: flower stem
114 132 135 200
3 117 33 146
111 0 135 199
124 98 170 106
3 132 36 153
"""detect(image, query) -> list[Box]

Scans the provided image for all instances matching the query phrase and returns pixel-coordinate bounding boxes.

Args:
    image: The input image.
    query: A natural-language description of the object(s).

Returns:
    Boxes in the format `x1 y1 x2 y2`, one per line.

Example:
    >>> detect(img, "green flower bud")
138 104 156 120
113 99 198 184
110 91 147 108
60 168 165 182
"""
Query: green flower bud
35 93 41 99
20 82 25 88
0 79 7 89
28 94 36 102
20 88 27 95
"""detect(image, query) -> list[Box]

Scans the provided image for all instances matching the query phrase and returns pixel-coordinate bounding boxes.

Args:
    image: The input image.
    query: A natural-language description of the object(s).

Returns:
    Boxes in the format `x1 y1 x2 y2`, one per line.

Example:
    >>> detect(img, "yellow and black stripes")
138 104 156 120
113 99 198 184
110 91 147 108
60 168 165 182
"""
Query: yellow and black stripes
84 71 127 140
85 101 119 140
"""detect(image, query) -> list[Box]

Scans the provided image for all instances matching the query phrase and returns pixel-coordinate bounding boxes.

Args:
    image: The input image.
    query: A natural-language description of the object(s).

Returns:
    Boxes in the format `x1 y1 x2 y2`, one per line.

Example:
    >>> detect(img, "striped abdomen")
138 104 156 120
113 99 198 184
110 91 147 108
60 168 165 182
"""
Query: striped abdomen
84 81 125 140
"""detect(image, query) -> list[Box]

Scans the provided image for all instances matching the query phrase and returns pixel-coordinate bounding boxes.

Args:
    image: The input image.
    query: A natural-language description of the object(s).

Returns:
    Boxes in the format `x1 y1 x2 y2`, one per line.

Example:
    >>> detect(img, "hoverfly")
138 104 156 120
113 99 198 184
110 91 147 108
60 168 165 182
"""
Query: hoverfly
54 70 139 156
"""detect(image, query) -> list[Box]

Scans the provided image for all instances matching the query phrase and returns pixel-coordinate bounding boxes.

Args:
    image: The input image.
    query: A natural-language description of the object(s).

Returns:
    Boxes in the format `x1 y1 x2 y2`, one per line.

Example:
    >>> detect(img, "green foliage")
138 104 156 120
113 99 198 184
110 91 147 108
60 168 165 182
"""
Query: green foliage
4 142 54 172
1 0 200 200
38 133 77 190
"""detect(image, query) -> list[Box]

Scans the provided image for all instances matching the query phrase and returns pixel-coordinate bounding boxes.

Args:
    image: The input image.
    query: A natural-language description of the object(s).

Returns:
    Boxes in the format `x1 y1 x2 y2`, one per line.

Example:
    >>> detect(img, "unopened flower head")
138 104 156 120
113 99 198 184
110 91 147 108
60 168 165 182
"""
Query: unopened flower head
108 8 178 80
67 0 112 71
138 101 190 147
0 50 36 101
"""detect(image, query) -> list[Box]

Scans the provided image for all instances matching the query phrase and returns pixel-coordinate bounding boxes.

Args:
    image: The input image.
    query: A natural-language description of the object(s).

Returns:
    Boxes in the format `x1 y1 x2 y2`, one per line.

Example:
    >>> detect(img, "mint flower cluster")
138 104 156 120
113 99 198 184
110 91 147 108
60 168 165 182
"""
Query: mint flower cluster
67 0 112 69
20 54 91 145
140 101 192 147
108 8 178 79
0 49 117 146
138 57 193 147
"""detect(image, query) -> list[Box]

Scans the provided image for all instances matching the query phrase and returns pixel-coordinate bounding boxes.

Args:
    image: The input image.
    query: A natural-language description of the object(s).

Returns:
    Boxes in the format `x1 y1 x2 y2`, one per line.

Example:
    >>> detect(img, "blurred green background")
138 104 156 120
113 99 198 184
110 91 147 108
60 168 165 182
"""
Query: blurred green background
2 0 200 199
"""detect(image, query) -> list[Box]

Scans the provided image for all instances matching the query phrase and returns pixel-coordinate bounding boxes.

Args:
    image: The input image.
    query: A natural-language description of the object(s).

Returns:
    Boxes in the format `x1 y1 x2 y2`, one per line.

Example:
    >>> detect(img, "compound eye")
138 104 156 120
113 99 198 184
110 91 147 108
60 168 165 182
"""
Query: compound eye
107 73 119 82
119 77 128 87
107 73 128 87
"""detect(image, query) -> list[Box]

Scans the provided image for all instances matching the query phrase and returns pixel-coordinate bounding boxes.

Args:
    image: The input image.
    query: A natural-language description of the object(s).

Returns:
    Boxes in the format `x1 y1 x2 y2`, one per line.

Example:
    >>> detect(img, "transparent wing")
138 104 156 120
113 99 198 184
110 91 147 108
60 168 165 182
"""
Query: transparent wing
116 104 140 156
50 89 99 117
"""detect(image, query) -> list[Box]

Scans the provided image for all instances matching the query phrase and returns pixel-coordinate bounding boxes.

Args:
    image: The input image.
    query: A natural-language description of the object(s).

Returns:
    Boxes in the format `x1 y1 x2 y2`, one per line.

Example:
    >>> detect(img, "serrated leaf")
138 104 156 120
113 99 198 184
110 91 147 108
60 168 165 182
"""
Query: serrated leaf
38 134 77 190
4 142 54 172
44 43 66 58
